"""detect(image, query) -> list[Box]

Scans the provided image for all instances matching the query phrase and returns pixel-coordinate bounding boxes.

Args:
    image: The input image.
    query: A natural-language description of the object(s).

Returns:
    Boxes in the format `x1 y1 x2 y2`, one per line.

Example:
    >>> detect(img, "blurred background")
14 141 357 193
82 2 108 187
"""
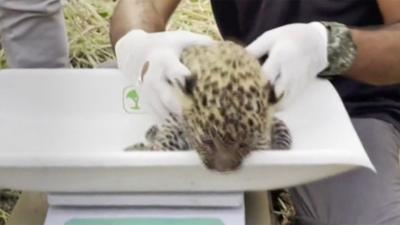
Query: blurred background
0 0 221 69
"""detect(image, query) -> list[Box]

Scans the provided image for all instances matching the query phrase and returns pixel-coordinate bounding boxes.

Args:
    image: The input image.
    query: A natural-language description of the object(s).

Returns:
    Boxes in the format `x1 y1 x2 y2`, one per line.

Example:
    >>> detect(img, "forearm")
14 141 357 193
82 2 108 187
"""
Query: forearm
346 23 400 85
110 0 179 48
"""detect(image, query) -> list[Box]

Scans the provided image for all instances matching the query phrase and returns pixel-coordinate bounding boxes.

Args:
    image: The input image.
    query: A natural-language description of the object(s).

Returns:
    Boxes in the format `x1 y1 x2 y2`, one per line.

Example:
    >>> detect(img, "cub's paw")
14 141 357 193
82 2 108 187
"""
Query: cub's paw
271 117 292 150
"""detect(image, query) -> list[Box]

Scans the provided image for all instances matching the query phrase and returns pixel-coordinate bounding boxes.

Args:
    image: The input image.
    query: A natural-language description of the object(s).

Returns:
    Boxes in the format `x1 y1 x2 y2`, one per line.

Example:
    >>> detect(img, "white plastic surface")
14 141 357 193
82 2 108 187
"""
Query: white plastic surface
0 69 374 192
48 192 243 207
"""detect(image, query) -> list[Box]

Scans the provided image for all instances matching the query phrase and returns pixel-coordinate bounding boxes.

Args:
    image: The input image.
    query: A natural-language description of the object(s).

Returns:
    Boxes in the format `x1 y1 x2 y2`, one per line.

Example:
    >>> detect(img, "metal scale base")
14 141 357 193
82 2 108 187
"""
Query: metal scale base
45 192 245 225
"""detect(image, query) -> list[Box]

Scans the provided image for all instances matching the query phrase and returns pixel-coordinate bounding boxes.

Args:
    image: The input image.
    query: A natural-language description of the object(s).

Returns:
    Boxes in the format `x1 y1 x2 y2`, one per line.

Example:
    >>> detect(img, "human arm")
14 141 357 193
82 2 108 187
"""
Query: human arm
109 0 213 121
246 0 400 109
110 0 180 48
346 0 400 85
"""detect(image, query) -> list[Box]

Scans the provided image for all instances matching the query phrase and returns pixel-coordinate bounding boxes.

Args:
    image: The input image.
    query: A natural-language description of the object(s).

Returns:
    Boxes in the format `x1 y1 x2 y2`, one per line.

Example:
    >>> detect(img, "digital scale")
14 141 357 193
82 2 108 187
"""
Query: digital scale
0 69 374 225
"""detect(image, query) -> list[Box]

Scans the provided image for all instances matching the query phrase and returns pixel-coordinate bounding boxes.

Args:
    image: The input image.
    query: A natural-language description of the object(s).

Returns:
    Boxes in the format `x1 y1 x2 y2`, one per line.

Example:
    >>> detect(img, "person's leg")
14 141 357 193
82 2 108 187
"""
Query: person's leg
0 0 69 68
290 118 400 225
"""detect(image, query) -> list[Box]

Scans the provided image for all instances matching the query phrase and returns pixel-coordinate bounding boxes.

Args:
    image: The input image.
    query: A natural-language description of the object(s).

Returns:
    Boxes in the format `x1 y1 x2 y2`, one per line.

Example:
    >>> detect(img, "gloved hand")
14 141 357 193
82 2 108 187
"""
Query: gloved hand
246 22 328 110
116 29 213 121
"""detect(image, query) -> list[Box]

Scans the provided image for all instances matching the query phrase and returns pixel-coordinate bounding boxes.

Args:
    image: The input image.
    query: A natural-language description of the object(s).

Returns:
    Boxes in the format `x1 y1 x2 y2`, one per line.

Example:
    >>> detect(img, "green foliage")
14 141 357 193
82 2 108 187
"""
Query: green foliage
0 209 9 225
0 48 7 69
0 189 20 225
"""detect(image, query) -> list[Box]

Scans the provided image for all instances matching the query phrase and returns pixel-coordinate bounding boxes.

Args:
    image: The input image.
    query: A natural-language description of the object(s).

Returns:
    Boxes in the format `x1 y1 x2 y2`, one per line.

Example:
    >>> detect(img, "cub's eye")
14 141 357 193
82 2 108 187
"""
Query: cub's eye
239 143 248 149
202 138 215 148
201 138 216 154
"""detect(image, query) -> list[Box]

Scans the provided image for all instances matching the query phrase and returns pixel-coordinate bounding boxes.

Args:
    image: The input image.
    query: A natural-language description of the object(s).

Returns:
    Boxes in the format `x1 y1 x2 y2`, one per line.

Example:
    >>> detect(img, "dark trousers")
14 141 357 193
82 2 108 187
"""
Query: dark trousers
0 0 69 68
291 118 400 225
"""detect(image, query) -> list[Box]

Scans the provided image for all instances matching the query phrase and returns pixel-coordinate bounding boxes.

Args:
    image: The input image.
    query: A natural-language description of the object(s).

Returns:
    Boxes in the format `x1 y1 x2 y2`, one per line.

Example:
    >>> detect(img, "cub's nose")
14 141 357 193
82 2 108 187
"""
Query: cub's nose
214 162 241 172
205 160 242 172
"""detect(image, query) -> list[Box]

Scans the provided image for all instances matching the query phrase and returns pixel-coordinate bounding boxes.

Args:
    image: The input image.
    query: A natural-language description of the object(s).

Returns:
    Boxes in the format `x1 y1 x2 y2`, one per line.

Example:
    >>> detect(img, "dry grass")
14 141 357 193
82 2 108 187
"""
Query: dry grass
0 0 220 69
168 0 221 40
0 190 20 225
64 0 116 68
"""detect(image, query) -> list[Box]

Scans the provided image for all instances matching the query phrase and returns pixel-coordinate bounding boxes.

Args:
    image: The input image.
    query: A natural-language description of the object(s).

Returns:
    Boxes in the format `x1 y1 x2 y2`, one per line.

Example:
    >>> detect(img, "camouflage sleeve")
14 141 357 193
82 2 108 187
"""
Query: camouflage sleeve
319 22 357 77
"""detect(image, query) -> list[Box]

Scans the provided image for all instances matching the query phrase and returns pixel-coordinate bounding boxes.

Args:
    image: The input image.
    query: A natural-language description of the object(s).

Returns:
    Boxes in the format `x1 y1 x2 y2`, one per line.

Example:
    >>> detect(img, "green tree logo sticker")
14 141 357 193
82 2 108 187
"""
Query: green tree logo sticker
126 89 140 110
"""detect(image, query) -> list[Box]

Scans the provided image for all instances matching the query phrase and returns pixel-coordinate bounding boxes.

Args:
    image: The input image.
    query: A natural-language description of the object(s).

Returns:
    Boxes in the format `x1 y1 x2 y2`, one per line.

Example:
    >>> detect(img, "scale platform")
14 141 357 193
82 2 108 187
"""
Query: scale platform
0 69 374 225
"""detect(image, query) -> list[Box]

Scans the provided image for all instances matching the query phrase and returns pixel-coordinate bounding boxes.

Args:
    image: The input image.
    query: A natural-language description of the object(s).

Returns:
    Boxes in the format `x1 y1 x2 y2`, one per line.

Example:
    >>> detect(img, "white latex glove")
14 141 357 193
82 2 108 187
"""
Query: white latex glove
116 29 213 121
246 22 328 110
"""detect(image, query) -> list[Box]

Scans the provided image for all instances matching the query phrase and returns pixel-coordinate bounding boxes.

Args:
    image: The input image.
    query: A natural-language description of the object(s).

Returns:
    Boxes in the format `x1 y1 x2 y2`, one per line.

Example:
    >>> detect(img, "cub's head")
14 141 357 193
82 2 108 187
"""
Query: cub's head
178 41 279 172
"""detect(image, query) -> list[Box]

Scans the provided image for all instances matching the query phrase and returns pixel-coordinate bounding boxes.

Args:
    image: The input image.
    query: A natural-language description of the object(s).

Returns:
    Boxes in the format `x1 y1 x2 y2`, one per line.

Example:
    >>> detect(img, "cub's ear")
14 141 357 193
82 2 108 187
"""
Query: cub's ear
177 74 198 97
265 82 284 104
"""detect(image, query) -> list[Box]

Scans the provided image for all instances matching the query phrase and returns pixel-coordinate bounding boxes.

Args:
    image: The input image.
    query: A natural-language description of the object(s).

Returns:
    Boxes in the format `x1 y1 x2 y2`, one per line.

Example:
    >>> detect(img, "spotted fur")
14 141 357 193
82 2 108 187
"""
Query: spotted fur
126 41 291 172
125 114 190 151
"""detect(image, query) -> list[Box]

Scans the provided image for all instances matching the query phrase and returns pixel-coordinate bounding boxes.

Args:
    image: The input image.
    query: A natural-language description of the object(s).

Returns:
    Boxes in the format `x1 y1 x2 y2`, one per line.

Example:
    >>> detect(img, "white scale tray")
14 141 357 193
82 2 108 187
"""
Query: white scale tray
0 69 374 193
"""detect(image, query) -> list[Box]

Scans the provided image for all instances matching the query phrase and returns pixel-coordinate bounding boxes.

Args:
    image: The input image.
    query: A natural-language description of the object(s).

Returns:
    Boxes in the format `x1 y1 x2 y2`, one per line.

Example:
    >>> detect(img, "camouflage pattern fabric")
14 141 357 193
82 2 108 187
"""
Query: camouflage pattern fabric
320 22 357 76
